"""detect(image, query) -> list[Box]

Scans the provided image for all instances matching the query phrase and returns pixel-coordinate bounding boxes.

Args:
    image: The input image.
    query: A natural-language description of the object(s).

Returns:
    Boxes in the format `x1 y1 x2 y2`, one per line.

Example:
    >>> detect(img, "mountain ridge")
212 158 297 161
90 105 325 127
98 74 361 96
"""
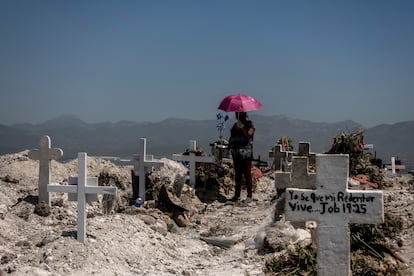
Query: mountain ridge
2 115 413 170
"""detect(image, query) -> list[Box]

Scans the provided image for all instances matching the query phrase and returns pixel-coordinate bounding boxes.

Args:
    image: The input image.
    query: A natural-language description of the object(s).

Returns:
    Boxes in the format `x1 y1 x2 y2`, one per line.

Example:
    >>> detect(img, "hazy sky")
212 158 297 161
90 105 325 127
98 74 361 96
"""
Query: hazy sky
1 0 413 127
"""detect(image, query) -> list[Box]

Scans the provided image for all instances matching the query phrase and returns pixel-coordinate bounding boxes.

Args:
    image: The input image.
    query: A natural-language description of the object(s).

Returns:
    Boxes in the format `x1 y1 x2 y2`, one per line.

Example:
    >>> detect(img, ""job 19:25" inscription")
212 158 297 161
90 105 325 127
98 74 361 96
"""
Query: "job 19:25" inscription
287 190 376 215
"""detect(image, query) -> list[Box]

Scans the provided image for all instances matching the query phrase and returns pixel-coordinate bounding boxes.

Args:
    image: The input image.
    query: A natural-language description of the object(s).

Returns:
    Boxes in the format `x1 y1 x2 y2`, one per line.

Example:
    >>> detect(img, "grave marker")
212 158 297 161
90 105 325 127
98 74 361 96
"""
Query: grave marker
28 135 63 205
296 141 316 167
48 152 117 243
123 138 164 202
285 154 384 276
275 156 316 190
172 140 215 187
269 144 295 171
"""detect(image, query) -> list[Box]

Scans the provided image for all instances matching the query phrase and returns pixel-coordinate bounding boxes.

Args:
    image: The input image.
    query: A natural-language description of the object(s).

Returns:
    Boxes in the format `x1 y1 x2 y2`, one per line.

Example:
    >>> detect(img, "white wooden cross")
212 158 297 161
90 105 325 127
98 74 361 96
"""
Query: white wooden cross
122 138 164 202
172 140 215 187
47 152 117 243
285 154 384 276
28 135 63 205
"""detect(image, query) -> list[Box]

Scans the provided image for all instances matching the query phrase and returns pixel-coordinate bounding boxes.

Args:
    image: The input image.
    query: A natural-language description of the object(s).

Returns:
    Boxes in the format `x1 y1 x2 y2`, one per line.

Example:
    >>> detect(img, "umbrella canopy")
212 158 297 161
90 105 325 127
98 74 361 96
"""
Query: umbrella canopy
218 94 262 112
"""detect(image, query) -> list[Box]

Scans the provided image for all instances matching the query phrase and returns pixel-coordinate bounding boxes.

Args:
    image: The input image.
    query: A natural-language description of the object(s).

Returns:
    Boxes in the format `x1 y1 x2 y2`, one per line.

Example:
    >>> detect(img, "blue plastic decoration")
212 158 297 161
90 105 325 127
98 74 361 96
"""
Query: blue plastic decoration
215 113 229 140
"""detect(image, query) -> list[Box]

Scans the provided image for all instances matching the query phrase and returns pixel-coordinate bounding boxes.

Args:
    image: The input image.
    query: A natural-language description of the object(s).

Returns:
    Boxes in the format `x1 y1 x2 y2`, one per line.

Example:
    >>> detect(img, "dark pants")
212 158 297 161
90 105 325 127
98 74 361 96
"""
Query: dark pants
233 157 253 199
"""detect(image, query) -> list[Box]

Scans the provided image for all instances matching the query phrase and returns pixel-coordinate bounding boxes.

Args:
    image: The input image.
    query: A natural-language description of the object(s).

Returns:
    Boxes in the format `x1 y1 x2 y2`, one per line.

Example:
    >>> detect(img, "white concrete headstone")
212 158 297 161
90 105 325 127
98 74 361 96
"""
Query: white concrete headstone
28 135 63 205
47 152 117 243
172 140 215 187
285 154 384 276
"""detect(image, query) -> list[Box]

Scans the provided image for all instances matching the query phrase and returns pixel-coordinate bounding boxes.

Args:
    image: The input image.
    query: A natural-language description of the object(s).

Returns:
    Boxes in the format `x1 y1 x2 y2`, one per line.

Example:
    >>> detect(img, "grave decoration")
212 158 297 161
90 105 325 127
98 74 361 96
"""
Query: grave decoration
326 129 364 173
172 140 215 187
210 112 230 163
28 135 63 205
326 129 390 188
285 154 384 276
48 152 117 243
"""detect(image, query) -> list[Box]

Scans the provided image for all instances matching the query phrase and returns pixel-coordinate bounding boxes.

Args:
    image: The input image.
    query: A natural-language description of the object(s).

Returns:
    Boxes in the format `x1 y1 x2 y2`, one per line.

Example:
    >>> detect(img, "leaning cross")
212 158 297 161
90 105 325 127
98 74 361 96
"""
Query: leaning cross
47 152 117 243
285 154 384 276
172 140 215 187
28 135 63 205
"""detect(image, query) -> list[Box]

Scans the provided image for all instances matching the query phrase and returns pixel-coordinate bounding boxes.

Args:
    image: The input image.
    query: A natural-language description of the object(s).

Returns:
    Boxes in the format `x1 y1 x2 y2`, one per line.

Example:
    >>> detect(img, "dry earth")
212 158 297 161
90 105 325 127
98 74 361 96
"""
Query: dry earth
0 151 413 275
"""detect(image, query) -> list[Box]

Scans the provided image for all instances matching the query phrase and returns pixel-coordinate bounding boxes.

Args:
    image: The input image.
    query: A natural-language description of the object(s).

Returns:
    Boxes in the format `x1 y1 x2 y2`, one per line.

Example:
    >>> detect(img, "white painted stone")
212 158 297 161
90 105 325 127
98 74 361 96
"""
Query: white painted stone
172 140 214 187
285 154 384 276
47 152 117 243
28 135 63 205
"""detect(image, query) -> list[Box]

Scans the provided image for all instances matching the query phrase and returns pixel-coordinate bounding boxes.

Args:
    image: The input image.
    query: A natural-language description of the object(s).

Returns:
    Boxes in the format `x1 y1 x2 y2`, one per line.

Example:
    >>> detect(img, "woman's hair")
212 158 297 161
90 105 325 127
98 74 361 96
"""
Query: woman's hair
236 112 247 121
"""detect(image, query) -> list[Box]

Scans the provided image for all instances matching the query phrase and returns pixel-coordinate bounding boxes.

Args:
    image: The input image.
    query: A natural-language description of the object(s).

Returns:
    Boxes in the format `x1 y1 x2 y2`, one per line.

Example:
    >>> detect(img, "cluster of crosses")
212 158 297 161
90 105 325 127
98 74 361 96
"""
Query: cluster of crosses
30 136 384 276
29 136 216 243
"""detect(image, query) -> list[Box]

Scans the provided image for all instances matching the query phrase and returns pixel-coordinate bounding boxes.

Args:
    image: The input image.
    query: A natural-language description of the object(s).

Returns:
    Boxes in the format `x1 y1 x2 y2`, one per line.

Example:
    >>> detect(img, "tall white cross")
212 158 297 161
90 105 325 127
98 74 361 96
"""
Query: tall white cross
172 140 215 187
285 154 384 276
28 135 63 205
47 152 117 243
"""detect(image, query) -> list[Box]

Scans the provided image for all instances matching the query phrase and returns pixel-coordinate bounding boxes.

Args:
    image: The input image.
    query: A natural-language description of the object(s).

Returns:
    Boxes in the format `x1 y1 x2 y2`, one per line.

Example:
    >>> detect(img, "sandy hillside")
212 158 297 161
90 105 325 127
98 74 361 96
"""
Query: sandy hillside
0 150 413 275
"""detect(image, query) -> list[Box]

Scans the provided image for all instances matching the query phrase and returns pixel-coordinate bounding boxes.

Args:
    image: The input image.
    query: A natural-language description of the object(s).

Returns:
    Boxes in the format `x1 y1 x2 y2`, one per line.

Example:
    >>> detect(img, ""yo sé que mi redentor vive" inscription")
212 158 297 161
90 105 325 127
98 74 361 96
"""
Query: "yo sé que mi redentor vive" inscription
287 190 376 215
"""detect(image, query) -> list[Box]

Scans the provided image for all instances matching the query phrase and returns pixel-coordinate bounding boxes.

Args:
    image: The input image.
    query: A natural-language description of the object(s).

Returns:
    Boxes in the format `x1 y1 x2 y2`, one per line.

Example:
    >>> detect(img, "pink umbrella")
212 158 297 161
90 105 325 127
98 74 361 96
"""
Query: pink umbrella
218 94 262 112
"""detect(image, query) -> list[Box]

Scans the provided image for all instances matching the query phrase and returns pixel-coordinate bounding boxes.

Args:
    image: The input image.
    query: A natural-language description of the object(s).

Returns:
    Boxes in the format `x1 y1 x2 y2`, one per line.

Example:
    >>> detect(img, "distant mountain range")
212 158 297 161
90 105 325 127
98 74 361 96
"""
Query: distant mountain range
1 114 413 170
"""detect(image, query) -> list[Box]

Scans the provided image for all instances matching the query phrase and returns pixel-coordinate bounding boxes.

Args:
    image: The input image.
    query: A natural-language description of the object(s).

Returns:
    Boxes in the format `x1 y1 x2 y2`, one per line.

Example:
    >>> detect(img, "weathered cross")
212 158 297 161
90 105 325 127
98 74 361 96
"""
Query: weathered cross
275 156 317 190
122 138 164 202
285 154 384 276
28 135 63 205
47 152 117 243
295 141 316 167
172 140 215 187
274 147 317 224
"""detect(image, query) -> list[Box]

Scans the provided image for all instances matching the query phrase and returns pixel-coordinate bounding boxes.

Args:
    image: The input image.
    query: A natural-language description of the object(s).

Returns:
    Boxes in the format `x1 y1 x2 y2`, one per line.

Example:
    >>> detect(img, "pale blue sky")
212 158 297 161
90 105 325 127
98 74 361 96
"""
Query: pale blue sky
0 0 413 127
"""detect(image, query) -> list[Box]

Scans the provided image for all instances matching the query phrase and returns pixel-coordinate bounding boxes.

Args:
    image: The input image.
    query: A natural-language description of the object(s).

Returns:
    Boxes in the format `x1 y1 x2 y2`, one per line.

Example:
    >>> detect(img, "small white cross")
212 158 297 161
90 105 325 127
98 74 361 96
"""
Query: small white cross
47 152 117 243
29 135 63 205
172 140 215 187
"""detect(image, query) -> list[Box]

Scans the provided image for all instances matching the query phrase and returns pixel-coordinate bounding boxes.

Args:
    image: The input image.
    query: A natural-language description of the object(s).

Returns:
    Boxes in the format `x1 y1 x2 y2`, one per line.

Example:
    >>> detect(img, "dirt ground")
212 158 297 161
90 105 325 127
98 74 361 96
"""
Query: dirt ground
0 151 413 275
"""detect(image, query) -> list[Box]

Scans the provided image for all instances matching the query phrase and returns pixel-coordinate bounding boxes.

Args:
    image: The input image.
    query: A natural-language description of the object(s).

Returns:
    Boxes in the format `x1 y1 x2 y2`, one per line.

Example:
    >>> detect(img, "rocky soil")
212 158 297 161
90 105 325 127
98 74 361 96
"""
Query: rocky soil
0 151 413 275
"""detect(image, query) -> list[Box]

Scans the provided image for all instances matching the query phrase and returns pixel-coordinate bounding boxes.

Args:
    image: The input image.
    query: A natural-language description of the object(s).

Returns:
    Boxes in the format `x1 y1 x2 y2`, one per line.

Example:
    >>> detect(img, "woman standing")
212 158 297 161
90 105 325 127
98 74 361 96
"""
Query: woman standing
228 112 255 203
